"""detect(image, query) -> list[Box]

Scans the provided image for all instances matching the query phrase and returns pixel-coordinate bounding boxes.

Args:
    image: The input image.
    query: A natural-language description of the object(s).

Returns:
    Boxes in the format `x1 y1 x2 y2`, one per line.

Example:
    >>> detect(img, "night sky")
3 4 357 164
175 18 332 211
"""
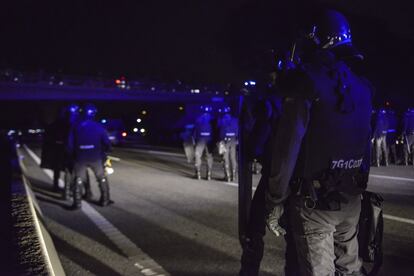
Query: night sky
1 0 413 106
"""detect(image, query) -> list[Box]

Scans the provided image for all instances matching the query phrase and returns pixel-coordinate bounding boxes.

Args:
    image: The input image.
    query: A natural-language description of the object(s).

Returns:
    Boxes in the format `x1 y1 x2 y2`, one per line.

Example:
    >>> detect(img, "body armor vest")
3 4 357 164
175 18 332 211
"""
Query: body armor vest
195 114 212 141
293 54 372 195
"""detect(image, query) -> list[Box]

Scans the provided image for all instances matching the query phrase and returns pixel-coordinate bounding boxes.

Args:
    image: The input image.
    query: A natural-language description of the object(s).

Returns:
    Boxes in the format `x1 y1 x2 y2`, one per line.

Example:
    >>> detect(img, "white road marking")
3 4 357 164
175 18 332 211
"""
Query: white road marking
370 174 414 182
383 214 414 225
47 218 147 276
23 145 169 276
223 181 256 191
124 148 184 158
81 203 169 276
108 155 121 161
21 175 59 276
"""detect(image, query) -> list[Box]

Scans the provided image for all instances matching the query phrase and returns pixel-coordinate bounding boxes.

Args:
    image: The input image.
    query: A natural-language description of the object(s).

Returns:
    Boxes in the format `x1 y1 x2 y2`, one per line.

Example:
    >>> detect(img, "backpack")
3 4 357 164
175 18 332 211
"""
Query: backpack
358 191 383 276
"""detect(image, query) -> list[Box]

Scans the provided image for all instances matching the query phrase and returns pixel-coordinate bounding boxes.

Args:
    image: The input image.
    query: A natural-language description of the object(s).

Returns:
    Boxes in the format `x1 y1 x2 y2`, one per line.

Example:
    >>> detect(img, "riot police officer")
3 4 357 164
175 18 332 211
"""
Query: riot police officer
239 48 304 275
68 104 112 209
193 106 214 180
239 89 284 276
41 103 80 191
180 123 195 164
386 109 399 164
403 108 414 165
373 109 389 166
218 106 239 182
265 10 373 276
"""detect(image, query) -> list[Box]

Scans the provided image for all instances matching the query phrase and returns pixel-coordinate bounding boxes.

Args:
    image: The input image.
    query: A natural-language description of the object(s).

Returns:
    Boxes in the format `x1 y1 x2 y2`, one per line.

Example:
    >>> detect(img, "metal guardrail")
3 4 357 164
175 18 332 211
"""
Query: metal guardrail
0 135 65 275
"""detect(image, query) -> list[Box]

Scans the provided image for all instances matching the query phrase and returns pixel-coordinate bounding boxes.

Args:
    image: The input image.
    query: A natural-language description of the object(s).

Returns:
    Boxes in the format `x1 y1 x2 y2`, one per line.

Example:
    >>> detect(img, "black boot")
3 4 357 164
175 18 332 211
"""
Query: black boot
83 175 93 200
239 237 264 276
62 170 72 200
53 168 61 191
99 177 111 206
72 178 82 209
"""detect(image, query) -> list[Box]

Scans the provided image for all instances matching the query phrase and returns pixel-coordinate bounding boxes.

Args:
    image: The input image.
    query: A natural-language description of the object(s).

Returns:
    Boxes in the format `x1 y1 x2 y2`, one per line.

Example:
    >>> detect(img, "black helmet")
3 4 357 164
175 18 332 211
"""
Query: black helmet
307 9 363 60
84 103 97 118
67 103 80 114
200 105 213 113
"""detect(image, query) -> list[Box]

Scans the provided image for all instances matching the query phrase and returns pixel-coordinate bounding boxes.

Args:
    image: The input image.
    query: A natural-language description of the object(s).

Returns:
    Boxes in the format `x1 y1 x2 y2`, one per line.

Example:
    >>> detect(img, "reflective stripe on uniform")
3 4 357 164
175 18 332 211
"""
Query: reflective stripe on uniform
79 145 95 149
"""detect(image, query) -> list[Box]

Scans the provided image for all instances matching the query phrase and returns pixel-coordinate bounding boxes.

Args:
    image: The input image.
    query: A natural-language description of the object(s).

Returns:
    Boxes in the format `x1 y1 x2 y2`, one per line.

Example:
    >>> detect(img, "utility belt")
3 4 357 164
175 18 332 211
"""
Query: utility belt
293 178 353 211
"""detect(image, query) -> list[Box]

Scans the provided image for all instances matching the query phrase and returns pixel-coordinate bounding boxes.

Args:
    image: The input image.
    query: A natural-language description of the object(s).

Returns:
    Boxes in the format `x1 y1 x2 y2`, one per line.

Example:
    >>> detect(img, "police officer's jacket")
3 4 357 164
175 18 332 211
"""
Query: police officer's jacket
68 119 111 162
373 112 389 138
218 114 238 141
403 110 414 135
194 113 213 142
267 50 373 205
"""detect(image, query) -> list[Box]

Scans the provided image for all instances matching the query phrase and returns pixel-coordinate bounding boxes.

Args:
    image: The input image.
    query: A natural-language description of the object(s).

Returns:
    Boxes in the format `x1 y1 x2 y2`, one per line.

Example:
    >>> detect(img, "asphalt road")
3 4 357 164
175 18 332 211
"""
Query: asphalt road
20 145 414 276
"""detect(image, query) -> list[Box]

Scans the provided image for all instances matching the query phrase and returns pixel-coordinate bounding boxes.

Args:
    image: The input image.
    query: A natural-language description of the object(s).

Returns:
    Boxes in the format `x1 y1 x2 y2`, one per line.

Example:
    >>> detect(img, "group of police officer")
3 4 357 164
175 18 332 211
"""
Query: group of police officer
37 8 390 275
239 9 382 276
41 103 112 209
181 105 239 182
372 107 414 167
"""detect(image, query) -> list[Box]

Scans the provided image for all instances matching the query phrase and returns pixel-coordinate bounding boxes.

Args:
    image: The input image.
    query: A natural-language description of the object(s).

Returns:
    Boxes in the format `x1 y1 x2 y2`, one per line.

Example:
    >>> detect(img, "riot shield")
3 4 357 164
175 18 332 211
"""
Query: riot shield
238 94 254 246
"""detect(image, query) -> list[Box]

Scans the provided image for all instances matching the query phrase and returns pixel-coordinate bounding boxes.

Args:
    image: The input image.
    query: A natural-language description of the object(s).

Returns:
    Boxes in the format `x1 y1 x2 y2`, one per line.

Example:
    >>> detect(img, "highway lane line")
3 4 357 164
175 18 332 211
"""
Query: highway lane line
22 175 59 276
123 148 184 158
108 155 121 161
370 174 414 182
223 181 257 191
46 218 149 276
383 214 414 225
81 203 168 276
23 145 169 276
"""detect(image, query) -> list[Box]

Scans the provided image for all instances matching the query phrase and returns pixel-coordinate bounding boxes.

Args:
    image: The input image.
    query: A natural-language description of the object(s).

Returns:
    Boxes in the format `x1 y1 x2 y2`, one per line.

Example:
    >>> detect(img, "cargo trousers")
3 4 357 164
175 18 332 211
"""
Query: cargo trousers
289 194 363 276
222 139 237 181
195 140 213 170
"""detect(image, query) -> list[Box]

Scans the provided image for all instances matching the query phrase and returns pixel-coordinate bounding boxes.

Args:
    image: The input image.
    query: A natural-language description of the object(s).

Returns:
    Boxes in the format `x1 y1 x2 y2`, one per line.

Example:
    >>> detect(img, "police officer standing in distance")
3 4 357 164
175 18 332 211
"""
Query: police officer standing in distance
193 106 214 180
373 108 389 166
265 10 373 275
403 108 414 165
68 104 112 209
218 106 238 182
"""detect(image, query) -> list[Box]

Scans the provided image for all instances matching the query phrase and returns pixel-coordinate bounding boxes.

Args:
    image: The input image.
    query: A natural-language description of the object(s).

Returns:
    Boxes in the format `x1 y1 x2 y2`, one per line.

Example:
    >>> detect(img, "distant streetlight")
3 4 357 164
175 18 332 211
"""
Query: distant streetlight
133 128 138 133
136 118 142 123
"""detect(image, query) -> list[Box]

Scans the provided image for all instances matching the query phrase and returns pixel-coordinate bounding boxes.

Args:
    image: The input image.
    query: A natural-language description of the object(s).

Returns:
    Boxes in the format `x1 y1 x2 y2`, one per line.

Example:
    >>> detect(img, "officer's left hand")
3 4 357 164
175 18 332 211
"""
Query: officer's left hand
266 204 286 237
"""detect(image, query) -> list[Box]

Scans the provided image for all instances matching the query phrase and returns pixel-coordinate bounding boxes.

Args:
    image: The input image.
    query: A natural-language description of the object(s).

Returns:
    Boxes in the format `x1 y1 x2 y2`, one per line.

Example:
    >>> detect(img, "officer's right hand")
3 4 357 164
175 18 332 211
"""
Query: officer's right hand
266 205 286 237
